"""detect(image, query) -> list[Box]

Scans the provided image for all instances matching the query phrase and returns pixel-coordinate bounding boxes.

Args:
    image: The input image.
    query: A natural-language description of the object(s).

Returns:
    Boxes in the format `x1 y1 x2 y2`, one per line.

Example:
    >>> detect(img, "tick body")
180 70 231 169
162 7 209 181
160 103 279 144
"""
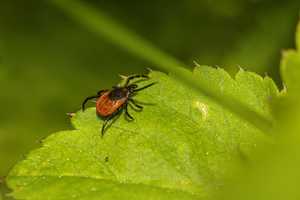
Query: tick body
95 90 128 117
82 74 155 137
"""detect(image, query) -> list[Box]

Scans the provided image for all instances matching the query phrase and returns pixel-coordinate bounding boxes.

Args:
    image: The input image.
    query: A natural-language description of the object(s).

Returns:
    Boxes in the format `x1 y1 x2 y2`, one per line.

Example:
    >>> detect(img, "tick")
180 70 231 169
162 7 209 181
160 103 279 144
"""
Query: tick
82 74 155 137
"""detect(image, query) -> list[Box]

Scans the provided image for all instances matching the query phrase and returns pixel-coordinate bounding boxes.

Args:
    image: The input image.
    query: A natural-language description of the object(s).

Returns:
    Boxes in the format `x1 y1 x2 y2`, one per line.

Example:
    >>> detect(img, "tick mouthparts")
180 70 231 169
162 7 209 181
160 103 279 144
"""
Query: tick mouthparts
146 67 153 72
66 112 76 118
118 74 128 80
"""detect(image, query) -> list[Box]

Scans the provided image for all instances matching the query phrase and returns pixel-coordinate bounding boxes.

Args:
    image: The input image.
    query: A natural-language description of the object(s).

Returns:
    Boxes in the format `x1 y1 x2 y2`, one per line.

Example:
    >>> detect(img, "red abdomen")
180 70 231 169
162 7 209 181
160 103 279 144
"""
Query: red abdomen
96 91 126 117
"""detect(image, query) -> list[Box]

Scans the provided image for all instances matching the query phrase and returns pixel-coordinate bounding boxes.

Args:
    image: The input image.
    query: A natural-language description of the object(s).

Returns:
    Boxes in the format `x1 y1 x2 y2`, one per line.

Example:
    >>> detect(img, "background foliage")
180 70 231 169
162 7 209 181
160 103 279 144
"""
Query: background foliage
1 0 300 199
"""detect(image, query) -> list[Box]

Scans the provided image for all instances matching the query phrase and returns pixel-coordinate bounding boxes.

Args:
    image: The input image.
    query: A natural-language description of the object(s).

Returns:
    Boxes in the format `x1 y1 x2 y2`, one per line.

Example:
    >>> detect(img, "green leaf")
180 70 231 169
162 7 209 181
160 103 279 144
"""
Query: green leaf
281 50 300 97
280 20 300 97
7 67 278 200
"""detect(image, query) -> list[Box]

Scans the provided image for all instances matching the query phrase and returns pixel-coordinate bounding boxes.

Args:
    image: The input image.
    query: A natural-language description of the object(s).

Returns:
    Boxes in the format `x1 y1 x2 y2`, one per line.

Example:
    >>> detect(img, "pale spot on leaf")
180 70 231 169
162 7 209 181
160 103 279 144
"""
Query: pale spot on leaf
193 101 209 120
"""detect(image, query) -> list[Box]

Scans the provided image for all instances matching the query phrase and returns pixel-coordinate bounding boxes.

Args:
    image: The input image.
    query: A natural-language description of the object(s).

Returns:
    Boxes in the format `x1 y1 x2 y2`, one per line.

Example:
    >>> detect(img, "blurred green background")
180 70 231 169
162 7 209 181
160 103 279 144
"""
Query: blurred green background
0 0 299 180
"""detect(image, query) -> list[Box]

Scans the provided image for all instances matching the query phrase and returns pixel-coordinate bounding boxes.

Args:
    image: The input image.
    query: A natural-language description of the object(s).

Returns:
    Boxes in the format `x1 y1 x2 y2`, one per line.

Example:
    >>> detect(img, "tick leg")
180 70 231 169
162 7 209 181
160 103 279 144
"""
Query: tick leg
128 99 143 111
125 74 149 86
133 82 156 92
101 108 123 137
125 103 134 121
101 120 110 137
82 95 99 111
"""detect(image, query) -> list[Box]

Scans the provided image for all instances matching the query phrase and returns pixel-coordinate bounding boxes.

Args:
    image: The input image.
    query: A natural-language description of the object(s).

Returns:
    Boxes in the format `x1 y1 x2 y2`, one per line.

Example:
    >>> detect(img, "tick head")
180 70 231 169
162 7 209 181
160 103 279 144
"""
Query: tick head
109 87 128 100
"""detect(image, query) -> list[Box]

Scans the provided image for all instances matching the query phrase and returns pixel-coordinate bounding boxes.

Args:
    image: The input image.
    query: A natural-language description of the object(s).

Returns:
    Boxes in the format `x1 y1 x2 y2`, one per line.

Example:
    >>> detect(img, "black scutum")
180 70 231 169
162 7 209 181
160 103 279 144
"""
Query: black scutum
109 88 128 100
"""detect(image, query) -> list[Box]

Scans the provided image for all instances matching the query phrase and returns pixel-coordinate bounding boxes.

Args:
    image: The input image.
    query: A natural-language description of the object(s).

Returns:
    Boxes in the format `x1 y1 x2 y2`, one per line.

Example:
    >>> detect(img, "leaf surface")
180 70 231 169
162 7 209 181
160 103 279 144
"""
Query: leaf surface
7 67 278 200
